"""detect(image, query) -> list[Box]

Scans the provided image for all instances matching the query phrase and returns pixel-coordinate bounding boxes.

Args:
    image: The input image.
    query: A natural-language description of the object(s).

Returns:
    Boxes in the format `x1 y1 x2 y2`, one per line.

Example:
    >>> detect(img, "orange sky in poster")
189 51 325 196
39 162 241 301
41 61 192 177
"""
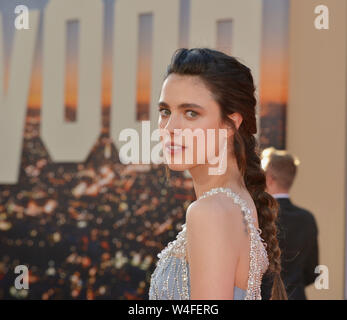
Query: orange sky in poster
1 0 289 110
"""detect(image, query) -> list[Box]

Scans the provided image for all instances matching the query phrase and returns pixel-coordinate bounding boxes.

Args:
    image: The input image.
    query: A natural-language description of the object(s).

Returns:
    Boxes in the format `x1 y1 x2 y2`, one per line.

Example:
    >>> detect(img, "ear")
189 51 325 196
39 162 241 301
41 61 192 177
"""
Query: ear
227 112 243 137
228 112 243 129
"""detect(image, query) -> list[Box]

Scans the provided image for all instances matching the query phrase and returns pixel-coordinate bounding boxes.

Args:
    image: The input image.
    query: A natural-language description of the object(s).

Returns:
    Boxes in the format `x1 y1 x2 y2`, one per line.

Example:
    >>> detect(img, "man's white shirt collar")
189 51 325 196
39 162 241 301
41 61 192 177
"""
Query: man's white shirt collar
272 193 290 199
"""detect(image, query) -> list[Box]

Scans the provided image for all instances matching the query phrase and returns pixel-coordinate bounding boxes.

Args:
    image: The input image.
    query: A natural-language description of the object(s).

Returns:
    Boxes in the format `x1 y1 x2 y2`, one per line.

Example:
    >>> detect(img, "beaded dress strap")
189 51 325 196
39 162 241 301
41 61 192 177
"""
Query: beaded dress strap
197 187 267 300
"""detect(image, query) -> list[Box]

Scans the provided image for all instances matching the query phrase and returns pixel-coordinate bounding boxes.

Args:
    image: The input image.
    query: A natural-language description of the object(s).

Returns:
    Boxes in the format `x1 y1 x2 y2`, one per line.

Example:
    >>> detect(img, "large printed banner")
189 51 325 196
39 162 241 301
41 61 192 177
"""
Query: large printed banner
0 0 288 299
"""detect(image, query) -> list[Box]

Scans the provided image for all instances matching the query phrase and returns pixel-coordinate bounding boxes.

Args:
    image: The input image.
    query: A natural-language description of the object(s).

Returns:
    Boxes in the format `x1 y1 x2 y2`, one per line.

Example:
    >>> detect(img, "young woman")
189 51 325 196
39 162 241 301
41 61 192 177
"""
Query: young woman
149 48 287 300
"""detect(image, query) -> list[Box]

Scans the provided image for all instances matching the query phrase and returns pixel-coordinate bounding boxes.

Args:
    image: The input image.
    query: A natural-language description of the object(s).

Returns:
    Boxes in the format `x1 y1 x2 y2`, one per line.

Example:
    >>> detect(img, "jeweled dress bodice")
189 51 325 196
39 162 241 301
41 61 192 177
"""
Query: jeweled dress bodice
149 187 269 300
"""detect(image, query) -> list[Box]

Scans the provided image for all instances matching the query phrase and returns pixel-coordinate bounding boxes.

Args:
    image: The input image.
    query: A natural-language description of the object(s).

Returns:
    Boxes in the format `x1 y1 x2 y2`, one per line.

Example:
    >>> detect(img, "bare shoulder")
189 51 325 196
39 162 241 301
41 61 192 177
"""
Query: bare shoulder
185 194 248 298
186 194 246 243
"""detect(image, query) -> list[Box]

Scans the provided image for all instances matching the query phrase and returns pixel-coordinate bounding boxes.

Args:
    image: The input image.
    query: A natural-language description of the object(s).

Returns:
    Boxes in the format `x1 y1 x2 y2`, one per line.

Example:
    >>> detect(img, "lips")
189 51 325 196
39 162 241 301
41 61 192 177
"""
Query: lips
164 140 187 155
165 141 185 148
164 141 186 149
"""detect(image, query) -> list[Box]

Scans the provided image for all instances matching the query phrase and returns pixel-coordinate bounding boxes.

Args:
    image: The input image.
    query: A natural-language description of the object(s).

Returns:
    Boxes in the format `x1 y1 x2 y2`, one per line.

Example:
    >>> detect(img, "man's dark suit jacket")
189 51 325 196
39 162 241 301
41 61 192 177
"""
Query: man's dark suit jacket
261 197 319 300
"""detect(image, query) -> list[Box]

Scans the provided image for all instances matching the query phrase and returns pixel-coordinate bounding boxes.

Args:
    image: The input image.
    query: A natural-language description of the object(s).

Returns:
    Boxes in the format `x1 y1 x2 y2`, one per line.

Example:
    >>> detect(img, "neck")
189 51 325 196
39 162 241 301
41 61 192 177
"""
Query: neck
188 153 246 199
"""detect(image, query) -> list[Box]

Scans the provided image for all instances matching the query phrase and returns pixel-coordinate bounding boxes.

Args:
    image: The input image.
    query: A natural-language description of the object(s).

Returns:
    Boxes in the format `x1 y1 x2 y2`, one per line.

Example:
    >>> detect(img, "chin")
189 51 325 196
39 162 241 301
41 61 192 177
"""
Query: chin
166 163 193 171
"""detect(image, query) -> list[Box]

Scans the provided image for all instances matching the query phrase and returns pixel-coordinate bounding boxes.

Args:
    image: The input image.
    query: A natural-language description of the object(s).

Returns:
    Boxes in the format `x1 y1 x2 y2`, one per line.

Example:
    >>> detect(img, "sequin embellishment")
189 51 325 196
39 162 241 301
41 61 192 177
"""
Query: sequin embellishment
149 187 269 300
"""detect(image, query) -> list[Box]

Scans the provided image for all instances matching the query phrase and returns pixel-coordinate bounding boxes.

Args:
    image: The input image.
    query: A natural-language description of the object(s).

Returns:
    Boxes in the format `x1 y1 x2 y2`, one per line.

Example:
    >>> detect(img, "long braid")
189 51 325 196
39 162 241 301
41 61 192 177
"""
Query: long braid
232 127 288 300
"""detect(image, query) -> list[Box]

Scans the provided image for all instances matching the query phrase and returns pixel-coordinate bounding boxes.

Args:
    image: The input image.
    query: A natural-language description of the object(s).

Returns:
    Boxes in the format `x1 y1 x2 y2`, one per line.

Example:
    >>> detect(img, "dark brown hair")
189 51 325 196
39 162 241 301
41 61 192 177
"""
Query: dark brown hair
163 47 288 300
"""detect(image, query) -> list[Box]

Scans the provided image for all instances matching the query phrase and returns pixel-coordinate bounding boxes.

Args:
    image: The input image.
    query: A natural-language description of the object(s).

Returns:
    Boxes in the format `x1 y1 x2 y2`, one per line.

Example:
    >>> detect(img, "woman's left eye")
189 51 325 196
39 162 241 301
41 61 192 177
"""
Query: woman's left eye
186 110 198 118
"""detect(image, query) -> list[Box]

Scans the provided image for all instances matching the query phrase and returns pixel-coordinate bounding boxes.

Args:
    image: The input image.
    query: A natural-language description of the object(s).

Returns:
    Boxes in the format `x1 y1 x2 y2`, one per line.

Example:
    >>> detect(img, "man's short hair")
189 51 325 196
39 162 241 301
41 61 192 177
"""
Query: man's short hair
261 147 300 190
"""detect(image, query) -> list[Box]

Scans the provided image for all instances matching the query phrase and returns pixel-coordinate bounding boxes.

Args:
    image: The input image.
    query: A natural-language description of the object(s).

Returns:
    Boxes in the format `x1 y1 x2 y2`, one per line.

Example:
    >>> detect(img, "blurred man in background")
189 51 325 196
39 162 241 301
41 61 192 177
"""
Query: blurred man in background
260 147 319 300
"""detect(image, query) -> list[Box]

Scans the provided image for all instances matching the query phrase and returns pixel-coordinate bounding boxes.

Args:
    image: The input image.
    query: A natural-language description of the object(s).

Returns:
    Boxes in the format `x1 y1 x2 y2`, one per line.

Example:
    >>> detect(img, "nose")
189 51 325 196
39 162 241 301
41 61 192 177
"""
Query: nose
161 112 183 133
159 113 183 143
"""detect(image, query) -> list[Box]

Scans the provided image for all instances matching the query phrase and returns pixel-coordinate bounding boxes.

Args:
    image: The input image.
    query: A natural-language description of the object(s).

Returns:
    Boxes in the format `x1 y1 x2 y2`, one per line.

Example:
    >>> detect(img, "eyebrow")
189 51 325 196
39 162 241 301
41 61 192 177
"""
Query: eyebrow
158 101 204 110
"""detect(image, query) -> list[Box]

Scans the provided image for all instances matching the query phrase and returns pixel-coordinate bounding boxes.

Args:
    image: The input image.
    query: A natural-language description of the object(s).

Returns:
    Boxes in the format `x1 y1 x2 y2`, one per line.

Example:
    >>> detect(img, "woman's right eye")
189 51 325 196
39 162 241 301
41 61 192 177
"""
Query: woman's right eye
159 108 170 117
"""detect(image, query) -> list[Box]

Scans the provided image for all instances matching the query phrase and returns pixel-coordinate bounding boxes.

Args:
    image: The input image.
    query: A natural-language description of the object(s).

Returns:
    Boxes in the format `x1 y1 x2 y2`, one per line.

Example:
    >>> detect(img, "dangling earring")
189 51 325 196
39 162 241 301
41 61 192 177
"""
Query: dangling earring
217 138 228 175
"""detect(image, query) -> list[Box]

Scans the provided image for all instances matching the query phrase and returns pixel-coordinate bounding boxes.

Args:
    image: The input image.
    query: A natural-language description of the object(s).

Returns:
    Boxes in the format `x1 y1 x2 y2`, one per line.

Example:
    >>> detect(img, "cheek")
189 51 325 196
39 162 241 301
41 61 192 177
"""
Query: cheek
159 128 168 144
204 129 220 160
189 123 221 160
158 117 165 129
158 118 168 140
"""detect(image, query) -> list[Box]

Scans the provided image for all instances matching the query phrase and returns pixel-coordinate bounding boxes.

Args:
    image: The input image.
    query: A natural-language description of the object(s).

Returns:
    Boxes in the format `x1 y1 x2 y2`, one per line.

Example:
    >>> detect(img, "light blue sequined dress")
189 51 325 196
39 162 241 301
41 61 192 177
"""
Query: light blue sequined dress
149 187 269 300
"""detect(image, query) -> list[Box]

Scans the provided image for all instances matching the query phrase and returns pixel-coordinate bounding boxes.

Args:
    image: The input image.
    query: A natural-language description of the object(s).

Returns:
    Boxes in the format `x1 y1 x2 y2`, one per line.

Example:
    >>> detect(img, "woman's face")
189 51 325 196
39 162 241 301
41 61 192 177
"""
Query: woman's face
158 73 230 172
